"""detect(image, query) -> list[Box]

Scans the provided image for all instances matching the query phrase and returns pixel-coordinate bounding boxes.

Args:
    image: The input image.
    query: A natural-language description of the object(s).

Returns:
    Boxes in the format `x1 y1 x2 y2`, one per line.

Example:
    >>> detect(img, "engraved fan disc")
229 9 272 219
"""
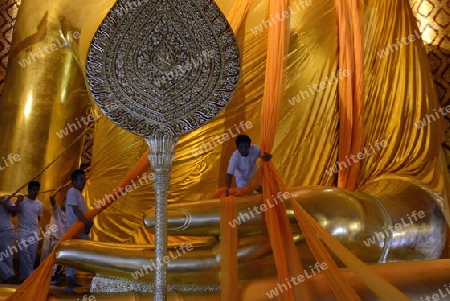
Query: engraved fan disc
85 0 240 137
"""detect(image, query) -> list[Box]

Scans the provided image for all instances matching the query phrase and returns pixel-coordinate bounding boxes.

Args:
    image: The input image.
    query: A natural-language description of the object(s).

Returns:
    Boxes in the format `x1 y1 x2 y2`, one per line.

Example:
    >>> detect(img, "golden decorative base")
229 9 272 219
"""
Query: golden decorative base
90 276 220 294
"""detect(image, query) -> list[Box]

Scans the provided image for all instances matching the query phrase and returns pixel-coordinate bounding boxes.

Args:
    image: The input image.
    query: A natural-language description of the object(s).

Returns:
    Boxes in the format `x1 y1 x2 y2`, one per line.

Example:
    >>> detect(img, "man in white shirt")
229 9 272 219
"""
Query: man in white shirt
16 181 43 282
64 169 92 292
226 135 272 196
0 196 17 283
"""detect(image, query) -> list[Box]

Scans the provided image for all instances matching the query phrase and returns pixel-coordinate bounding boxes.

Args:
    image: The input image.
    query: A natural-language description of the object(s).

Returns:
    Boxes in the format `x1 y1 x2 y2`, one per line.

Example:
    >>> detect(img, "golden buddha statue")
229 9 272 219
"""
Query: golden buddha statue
0 0 449 299
56 178 446 290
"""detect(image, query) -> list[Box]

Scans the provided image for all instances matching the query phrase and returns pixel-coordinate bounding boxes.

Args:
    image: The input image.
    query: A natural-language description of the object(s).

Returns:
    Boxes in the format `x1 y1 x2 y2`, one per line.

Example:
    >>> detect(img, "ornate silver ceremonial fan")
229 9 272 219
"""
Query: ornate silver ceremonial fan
85 0 240 299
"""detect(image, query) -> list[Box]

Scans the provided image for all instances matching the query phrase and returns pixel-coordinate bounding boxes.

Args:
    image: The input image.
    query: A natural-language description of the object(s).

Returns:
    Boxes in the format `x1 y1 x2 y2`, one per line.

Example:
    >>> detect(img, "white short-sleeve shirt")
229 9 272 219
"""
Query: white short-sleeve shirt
65 187 86 228
227 145 261 188
0 197 14 231
18 197 43 232
49 206 67 239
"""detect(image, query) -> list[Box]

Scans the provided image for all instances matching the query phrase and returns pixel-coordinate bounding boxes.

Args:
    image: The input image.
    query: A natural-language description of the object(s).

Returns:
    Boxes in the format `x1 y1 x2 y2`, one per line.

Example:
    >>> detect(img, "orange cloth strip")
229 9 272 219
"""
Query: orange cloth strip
261 166 314 300
220 195 240 301
335 0 365 190
259 0 313 300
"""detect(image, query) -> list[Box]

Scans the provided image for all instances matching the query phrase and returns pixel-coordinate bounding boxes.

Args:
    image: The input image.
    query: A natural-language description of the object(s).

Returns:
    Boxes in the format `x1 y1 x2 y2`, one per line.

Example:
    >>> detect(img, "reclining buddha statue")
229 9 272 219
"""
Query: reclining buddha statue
56 179 447 291
0 0 449 299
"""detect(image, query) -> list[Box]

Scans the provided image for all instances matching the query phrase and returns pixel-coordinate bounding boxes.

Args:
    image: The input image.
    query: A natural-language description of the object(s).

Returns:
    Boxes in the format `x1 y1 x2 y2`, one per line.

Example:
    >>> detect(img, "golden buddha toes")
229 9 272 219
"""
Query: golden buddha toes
0 0 449 299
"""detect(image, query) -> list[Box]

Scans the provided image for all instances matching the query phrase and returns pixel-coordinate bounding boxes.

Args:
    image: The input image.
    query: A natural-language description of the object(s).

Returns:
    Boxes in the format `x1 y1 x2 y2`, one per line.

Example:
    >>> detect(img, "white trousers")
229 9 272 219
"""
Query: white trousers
17 229 39 280
0 229 15 280
236 177 249 188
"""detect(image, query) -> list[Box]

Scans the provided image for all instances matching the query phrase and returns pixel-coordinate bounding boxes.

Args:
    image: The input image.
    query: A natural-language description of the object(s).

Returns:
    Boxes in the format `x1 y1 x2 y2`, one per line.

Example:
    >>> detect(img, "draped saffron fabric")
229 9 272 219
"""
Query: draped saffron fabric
219 1 251 299
220 195 240 301
335 0 365 190
259 0 313 300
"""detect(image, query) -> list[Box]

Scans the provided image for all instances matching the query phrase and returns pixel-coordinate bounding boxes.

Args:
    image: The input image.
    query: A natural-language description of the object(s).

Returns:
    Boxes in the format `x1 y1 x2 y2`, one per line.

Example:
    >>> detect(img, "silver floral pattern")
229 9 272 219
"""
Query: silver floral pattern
85 0 240 137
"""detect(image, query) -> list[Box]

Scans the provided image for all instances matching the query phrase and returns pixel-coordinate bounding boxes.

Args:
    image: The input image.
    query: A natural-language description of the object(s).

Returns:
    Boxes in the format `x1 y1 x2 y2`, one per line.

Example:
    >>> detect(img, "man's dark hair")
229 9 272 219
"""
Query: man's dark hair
28 181 40 190
236 135 251 147
71 169 86 183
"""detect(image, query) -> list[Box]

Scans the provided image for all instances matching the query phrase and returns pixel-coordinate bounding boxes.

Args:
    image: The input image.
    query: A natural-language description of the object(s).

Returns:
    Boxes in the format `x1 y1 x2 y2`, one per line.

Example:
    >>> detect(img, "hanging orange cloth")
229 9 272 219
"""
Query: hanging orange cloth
258 0 313 300
335 0 365 190
220 195 240 301
6 149 151 301
218 1 251 299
